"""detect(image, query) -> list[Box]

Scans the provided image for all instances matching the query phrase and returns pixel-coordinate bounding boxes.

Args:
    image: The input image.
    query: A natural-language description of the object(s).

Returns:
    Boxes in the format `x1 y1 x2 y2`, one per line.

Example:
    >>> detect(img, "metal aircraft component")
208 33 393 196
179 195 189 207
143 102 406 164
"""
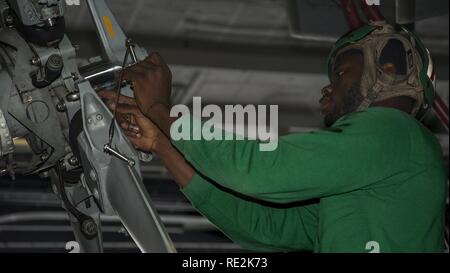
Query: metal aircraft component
0 0 174 253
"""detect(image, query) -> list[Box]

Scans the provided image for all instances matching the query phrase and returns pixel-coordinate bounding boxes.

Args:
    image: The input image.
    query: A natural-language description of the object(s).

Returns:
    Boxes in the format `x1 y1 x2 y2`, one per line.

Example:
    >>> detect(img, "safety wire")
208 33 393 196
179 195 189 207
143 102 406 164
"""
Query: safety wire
108 46 131 146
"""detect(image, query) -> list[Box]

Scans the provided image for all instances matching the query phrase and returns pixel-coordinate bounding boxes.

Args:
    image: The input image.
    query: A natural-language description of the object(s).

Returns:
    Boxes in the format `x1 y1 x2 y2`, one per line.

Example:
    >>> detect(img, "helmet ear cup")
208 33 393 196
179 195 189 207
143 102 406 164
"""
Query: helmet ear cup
378 39 407 76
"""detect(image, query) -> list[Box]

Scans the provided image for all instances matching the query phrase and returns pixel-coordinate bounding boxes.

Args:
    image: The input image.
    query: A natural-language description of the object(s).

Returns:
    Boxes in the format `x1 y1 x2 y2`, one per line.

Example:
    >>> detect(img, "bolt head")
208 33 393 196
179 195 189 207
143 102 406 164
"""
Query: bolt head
81 219 98 237
89 170 97 181
93 188 100 199
5 15 14 25
56 102 66 112
40 153 49 161
69 157 79 166
31 57 41 66
51 184 58 194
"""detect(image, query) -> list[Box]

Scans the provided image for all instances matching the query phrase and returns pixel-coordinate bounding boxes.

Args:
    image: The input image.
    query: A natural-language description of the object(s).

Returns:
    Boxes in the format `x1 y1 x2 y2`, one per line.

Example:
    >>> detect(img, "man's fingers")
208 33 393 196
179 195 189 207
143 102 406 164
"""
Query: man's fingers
97 90 136 105
124 130 142 139
120 121 141 133
122 62 150 82
114 103 142 116
145 52 165 66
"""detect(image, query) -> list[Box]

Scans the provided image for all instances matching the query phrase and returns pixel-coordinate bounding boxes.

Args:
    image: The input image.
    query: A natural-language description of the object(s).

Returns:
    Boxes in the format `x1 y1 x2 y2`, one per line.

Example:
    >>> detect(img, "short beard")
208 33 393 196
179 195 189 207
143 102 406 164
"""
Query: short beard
324 80 364 127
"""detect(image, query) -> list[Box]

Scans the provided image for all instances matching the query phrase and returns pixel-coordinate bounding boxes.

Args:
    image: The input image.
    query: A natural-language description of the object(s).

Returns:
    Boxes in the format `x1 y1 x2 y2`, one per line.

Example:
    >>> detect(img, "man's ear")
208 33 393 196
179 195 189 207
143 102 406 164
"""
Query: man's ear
382 62 397 75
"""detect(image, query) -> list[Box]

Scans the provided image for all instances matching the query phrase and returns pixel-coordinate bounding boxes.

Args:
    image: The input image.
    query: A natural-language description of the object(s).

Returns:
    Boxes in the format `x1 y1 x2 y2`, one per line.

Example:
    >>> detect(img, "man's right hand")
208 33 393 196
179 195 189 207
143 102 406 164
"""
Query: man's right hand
98 90 163 153
122 52 172 118
98 90 195 188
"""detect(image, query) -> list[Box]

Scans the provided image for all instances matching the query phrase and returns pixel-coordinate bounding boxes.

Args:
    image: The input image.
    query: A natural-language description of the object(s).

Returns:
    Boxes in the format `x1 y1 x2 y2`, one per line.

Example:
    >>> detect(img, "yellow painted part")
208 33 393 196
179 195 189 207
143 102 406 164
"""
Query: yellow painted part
13 138 28 147
103 16 116 38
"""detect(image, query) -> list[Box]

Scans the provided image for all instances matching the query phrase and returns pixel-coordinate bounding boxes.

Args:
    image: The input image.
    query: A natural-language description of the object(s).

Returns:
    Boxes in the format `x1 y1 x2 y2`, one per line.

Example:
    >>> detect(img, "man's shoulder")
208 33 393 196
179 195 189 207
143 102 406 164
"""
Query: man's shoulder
335 107 418 132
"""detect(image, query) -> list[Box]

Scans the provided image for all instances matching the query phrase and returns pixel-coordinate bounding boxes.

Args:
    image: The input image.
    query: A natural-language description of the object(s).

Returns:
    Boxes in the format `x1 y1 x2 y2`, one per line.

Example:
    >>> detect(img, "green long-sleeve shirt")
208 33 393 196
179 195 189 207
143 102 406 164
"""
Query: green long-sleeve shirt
173 107 447 253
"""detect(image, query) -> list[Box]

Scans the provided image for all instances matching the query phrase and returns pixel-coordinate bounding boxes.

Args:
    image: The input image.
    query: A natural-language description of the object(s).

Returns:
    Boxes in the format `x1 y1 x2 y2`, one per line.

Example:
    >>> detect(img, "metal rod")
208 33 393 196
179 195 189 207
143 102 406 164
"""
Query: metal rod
126 39 138 64
104 144 136 167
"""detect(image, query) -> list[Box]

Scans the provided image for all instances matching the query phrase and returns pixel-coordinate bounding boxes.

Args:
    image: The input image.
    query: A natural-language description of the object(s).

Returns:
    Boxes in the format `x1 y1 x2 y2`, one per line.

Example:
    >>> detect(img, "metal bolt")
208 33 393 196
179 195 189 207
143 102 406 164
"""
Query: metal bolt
89 169 97 181
66 92 80 102
46 18 56 27
31 57 41 66
56 101 66 112
52 184 58 194
5 15 14 26
87 118 93 124
104 145 136 167
71 73 79 81
68 157 79 166
96 114 103 121
23 95 33 103
40 152 49 161
0 169 8 176
81 219 98 237
93 188 100 200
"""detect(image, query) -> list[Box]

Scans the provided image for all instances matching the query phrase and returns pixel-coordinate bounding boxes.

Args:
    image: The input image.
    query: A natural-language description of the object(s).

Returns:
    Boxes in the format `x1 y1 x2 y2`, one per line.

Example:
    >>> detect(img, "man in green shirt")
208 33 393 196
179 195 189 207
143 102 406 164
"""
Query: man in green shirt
99 23 447 252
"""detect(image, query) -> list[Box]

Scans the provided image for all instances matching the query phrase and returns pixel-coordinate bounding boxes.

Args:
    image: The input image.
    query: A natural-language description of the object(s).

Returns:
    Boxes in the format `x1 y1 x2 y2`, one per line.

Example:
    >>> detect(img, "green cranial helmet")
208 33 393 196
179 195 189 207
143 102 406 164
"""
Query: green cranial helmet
327 21 436 119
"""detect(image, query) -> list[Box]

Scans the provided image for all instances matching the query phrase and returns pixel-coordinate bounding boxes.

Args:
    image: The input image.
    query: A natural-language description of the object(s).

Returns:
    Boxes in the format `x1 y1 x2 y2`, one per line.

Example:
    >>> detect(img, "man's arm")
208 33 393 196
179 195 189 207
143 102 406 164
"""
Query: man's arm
169 110 411 203
182 173 319 252
156 136 318 252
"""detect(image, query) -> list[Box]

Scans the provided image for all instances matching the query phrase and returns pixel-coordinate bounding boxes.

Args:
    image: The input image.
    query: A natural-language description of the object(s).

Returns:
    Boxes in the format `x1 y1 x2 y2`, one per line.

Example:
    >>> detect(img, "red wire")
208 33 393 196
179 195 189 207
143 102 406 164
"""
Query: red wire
357 0 385 22
433 94 449 131
337 0 365 29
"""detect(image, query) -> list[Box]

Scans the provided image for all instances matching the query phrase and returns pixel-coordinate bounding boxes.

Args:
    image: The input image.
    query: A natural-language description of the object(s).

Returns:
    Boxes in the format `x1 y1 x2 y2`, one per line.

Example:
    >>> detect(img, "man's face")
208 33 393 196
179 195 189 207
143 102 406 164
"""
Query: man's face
320 51 365 127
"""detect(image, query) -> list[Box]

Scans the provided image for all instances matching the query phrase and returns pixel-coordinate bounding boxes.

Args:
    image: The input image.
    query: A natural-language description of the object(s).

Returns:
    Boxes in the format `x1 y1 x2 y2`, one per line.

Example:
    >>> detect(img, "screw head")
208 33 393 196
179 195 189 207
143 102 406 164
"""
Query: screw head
40 153 49 161
68 157 79 166
81 219 98 237
93 188 100 200
89 169 97 181
51 184 58 194
56 101 66 112
5 15 14 25
31 57 41 66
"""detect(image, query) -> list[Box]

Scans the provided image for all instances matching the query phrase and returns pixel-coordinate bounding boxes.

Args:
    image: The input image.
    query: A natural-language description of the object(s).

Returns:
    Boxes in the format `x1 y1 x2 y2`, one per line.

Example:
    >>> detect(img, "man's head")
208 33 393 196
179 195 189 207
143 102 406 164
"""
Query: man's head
321 23 436 127
320 40 415 127
320 49 365 127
